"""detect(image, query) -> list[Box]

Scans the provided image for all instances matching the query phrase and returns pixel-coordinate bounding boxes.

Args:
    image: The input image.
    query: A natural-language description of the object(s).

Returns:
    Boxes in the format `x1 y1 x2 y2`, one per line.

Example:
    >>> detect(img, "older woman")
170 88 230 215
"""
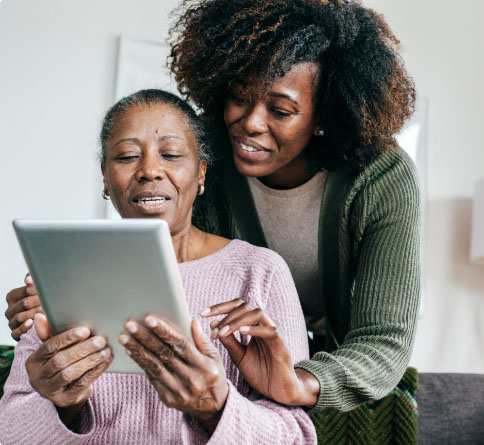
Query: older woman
0 89 316 444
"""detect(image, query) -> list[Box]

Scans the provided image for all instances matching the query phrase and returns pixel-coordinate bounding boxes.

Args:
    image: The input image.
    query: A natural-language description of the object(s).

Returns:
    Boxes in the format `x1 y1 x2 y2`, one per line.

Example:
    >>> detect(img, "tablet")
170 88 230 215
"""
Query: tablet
13 219 191 373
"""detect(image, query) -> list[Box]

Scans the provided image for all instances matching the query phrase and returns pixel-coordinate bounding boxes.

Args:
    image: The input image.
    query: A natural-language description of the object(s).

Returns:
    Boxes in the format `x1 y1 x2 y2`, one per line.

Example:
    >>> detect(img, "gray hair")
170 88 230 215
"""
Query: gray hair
99 89 211 166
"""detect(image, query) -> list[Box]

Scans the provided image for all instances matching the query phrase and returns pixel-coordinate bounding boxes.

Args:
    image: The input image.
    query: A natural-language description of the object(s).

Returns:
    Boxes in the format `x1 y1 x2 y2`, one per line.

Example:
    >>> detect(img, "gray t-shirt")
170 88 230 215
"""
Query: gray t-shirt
247 171 327 335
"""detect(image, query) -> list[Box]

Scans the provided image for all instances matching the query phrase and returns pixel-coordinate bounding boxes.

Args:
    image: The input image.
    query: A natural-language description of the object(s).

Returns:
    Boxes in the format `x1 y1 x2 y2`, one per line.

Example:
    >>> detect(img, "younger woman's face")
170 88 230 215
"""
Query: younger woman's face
102 103 206 235
224 62 321 189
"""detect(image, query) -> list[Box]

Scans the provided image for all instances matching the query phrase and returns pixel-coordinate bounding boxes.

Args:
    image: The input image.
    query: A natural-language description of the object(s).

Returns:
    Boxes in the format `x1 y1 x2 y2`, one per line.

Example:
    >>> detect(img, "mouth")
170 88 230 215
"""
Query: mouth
132 192 171 214
232 137 271 162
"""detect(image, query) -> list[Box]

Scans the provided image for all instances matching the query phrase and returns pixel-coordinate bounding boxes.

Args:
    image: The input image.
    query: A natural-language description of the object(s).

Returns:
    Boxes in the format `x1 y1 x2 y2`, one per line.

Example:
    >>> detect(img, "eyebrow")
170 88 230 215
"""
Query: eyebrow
268 92 300 106
110 135 182 150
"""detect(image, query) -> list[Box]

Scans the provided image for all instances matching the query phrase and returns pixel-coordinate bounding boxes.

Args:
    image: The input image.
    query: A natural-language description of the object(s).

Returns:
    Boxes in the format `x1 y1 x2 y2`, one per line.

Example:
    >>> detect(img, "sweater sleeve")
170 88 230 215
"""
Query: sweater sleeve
0 329 96 445
296 150 421 411
207 253 316 444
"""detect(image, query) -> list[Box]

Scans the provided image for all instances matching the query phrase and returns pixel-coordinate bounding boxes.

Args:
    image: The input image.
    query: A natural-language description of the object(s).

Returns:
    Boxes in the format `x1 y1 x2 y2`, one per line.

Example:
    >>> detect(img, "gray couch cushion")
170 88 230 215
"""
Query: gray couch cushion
417 373 484 444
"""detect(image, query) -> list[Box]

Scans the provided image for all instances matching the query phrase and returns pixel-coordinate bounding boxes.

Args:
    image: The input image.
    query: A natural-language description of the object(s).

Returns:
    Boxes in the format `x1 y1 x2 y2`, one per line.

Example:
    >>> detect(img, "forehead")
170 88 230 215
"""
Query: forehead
235 62 319 103
112 103 195 141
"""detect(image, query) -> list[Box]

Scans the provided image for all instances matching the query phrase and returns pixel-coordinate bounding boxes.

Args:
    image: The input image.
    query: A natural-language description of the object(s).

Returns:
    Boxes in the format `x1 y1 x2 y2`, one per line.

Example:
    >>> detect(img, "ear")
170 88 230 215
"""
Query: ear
101 164 108 191
198 160 207 186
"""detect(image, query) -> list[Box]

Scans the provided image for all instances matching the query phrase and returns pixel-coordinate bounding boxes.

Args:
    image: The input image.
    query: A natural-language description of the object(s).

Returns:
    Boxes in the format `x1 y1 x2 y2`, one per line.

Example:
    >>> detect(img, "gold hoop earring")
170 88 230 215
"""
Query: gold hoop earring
198 184 205 196
102 188 110 200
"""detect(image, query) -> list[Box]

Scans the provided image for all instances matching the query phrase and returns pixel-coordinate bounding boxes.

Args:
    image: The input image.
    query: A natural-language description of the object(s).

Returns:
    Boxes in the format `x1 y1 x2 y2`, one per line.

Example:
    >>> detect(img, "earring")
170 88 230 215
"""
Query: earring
102 187 110 200
198 184 205 196
317 129 325 137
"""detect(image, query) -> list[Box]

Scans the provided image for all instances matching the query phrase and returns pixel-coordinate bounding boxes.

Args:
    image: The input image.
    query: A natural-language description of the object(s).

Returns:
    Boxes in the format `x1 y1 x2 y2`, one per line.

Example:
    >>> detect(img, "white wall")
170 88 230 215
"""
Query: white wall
1 0 483 372
364 0 484 372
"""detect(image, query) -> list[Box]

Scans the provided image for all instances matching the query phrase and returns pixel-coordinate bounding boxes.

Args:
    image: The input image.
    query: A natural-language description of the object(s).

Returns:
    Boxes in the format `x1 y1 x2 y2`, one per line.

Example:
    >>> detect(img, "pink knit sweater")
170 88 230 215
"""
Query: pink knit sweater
0 240 316 444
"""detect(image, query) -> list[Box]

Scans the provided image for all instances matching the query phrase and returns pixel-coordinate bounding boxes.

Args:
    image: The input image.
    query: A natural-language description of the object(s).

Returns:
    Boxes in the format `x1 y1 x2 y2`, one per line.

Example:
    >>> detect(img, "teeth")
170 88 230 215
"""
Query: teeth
240 143 260 152
138 197 167 204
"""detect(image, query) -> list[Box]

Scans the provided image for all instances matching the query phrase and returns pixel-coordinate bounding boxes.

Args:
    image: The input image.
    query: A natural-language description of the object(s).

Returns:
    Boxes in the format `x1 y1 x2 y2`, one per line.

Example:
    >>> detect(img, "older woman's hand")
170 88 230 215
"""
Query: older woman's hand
5 273 44 340
26 314 113 426
119 316 228 433
201 299 320 407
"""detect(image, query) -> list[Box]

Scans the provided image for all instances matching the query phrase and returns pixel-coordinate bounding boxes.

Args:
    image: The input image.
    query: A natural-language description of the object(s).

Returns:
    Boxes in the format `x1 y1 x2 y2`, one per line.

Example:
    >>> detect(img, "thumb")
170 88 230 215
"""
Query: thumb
218 333 246 367
34 313 52 342
192 319 219 359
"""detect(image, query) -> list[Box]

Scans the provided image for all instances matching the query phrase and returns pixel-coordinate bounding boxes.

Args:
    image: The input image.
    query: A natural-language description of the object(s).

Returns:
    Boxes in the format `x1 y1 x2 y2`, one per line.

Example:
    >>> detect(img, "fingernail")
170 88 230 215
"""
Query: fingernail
25 276 33 284
119 335 129 345
239 326 249 333
92 337 106 348
100 348 109 357
125 321 138 334
219 325 230 336
125 348 132 356
200 307 211 316
24 319 33 328
145 316 158 328
211 328 219 339
76 327 89 337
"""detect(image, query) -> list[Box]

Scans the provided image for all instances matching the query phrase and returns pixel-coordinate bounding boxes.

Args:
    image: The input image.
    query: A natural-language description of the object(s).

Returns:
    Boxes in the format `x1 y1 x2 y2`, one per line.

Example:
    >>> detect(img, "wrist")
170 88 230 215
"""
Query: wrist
56 402 86 428
295 368 320 407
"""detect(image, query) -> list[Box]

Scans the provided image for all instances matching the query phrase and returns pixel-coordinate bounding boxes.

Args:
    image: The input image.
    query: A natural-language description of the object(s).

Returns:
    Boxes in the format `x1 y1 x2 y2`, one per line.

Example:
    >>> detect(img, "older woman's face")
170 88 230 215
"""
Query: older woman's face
224 62 321 188
102 103 206 235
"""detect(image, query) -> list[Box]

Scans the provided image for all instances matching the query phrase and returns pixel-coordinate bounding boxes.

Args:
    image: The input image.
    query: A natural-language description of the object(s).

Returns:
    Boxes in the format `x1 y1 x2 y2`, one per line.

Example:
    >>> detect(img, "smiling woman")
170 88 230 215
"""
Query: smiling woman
0 89 317 444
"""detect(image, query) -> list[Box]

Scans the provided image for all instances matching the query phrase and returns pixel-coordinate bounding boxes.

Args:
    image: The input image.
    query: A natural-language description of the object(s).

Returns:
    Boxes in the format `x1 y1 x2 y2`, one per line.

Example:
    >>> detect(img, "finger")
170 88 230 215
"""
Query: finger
5 286 26 305
147 377 178 407
11 318 34 341
37 326 91 361
44 336 107 377
50 347 112 388
218 333 246 366
120 334 179 387
214 307 268 339
24 273 32 285
34 313 52 342
200 298 245 317
69 354 113 393
8 306 44 331
5 295 41 321
192 319 220 360
123 320 187 371
143 315 202 364
25 283 38 297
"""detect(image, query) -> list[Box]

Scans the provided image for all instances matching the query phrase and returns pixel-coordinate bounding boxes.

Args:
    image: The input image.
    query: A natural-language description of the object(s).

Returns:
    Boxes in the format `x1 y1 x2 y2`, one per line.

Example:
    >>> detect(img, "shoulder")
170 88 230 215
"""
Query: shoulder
328 147 420 212
221 240 291 278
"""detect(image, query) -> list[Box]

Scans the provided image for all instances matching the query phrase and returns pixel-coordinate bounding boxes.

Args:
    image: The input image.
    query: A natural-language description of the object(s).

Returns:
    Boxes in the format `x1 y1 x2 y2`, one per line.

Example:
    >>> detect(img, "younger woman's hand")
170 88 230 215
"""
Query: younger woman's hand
119 316 228 433
5 273 44 340
26 314 113 425
201 299 319 407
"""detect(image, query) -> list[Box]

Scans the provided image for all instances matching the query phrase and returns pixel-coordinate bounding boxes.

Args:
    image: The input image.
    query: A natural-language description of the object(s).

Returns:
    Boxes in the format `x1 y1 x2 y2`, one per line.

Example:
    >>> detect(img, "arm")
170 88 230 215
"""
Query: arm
0 318 112 445
296 150 421 411
203 253 317 443
122 257 316 444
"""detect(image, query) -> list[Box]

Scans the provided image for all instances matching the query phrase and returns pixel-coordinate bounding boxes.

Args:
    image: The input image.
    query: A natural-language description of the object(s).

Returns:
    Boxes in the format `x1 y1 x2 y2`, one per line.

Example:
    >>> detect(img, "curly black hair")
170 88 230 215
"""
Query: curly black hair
169 0 415 170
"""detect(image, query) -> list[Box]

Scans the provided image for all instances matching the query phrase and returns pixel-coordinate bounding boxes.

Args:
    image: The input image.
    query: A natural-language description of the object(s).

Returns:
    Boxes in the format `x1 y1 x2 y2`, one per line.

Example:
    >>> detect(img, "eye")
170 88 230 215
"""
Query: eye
162 153 182 160
230 92 250 105
271 108 294 118
115 155 139 162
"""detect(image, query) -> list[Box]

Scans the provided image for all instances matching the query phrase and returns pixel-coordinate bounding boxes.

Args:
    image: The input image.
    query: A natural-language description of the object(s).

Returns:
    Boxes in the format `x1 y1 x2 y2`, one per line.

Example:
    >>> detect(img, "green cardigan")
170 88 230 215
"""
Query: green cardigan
193 142 421 412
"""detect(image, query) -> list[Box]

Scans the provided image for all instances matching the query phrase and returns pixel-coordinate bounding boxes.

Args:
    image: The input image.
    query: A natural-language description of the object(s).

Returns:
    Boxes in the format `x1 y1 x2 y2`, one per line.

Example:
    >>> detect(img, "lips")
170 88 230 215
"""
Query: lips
132 191 171 214
132 191 171 204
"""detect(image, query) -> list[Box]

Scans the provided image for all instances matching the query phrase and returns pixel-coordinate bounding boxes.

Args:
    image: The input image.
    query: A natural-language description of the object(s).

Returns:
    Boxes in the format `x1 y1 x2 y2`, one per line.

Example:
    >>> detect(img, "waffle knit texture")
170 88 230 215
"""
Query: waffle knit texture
192 137 421 412
0 240 317 445
310 367 418 445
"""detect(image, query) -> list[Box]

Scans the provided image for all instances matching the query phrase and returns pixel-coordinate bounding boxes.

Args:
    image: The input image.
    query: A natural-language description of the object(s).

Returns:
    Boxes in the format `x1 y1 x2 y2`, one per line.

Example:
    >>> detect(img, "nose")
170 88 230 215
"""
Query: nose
135 151 164 182
241 103 268 135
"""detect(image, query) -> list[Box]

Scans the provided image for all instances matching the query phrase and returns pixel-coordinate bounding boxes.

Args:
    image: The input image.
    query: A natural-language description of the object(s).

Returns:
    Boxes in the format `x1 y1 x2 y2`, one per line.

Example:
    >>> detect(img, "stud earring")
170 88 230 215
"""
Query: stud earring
198 184 205 196
102 187 110 200
317 129 325 137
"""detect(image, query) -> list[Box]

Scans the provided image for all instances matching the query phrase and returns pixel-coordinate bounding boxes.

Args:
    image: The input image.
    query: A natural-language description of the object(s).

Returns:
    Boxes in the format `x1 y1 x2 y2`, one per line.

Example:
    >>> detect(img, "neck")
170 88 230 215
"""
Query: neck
258 153 314 189
171 224 207 263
